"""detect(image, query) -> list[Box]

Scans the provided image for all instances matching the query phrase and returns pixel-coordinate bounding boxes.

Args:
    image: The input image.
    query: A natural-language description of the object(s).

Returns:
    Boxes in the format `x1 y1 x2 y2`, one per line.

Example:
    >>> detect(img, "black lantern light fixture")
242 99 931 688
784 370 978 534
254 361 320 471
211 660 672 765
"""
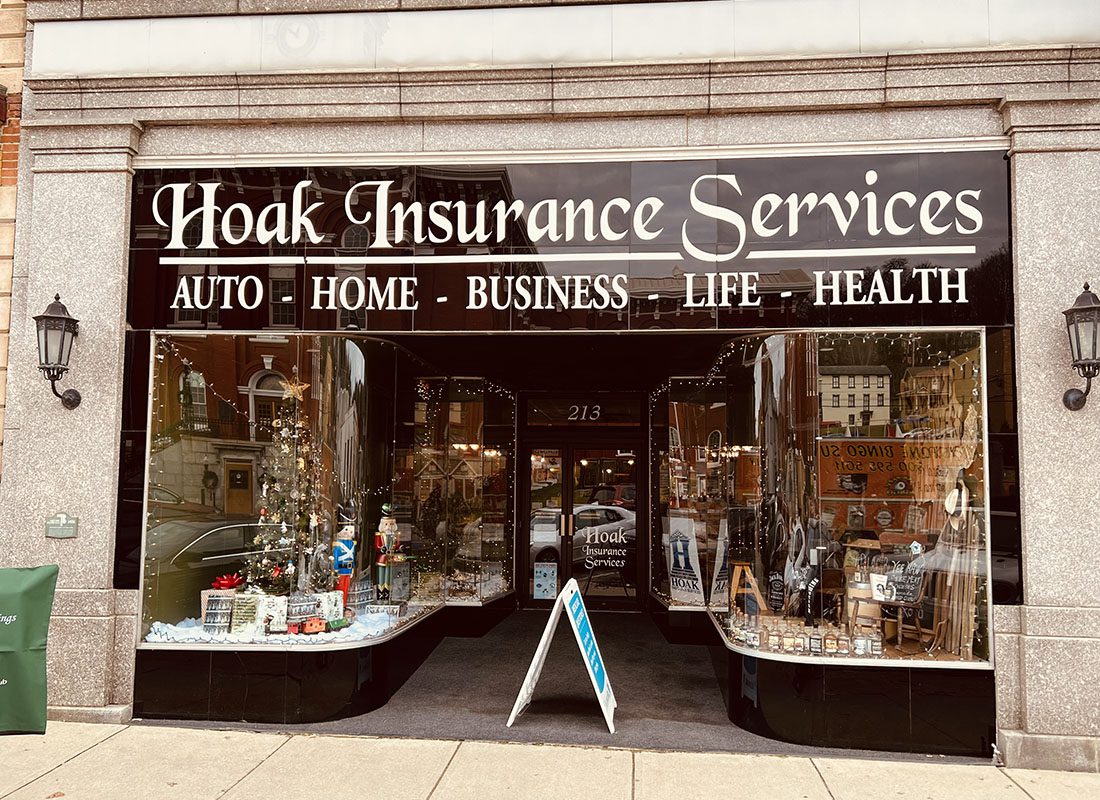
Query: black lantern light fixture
1062 283 1100 411
33 294 81 410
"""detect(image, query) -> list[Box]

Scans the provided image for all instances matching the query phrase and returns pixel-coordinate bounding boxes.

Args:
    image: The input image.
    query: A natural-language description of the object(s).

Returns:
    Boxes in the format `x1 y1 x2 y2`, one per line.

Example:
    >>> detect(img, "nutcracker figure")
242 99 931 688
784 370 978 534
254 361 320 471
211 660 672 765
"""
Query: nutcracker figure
375 503 400 602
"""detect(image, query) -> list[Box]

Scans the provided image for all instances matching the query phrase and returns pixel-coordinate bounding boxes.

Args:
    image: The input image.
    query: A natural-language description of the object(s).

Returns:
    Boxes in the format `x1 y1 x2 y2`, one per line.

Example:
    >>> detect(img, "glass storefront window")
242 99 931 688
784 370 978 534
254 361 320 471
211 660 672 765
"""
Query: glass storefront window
140 334 514 649
708 329 990 665
653 379 724 608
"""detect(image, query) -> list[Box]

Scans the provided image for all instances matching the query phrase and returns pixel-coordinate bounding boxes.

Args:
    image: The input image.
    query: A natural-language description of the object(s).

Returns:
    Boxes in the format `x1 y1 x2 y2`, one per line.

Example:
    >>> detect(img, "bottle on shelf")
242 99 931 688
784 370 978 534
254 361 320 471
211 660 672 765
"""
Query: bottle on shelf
782 621 798 653
870 627 884 658
809 626 824 656
823 626 838 656
796 625 810 654
757 620 770 651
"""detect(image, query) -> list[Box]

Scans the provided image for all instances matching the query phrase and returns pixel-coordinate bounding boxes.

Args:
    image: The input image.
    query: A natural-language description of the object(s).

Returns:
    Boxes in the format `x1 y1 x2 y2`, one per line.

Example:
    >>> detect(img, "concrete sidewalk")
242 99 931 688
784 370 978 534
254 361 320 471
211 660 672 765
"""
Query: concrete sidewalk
3 723 1099 800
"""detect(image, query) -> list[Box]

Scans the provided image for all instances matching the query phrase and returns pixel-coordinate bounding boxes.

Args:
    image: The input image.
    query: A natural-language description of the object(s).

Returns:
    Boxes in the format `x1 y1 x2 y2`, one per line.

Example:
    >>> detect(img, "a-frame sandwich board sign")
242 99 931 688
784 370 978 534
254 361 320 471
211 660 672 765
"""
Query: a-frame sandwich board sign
507 578 617 734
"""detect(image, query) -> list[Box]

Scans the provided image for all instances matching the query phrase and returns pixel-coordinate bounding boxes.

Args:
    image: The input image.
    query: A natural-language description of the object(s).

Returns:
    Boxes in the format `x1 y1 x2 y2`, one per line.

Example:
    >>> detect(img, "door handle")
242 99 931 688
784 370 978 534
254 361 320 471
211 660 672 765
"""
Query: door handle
566 515 574 540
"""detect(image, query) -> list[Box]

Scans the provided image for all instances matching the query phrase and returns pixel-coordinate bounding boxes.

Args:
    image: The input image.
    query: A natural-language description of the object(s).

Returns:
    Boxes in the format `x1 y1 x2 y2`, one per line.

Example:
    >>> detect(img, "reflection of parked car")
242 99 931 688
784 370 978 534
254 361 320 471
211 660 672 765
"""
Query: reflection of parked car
529 504 636 568
144 520 286 623
147 484 217 519
586 483 636 511
456 516 508 562
120 484 216 522
116 485 226 586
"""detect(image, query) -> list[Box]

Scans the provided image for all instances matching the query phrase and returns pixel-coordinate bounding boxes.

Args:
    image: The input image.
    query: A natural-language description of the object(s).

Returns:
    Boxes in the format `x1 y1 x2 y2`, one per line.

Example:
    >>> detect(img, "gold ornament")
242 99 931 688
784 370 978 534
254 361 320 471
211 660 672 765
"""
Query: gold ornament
280 377 309 401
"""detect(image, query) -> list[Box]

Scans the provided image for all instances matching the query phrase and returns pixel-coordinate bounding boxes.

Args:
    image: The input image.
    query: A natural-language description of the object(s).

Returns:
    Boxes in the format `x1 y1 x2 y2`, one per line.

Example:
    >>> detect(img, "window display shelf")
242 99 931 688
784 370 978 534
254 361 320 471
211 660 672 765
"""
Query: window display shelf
138 602 444 653
444 589 514 607
649 590 707 611
707 610 992 671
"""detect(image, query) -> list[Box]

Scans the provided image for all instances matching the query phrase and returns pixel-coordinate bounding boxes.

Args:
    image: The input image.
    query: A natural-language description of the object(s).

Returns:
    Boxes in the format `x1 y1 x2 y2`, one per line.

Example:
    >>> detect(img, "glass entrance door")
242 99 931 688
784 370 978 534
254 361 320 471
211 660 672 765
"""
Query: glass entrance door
524 442 640 609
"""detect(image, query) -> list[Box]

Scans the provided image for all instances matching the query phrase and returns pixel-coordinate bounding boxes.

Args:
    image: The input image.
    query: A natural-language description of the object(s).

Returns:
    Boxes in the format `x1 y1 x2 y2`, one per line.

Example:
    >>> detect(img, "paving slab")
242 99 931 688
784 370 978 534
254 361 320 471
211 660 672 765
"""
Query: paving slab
635 751 832 800
4 725 287 800
813 757 1030 800
431 740 633 800
1003 768 1100 800
0 722 126 797
221 735 458 800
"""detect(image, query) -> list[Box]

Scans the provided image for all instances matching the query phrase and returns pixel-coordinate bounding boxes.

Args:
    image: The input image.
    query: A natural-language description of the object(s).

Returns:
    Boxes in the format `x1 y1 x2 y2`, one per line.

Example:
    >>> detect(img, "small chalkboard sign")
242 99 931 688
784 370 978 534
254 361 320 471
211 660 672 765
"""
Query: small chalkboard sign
885 569 923 603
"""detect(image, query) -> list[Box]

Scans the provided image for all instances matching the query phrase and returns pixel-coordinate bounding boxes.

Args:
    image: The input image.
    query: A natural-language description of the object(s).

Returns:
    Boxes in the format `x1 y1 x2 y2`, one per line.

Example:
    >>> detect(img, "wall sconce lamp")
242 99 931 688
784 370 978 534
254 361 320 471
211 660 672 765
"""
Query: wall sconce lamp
1063 283 1100 411
33 294 81 410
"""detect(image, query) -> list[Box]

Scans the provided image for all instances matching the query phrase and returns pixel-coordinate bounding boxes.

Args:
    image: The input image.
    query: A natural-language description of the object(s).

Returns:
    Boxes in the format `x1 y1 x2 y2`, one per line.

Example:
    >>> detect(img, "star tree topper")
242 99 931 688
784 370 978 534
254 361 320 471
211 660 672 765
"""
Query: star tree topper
280 375 309 402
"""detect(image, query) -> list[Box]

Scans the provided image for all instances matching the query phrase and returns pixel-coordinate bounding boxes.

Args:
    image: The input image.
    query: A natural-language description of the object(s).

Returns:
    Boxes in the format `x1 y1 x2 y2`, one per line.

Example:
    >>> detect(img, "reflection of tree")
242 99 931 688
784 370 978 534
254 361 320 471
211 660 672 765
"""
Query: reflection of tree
416 484 445 572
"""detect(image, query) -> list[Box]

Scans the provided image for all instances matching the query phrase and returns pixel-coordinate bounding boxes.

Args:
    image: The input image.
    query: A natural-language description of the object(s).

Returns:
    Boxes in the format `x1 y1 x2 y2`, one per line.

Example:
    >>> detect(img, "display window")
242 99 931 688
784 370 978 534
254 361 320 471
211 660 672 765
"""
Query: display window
139 334 514 648
653 329 992 665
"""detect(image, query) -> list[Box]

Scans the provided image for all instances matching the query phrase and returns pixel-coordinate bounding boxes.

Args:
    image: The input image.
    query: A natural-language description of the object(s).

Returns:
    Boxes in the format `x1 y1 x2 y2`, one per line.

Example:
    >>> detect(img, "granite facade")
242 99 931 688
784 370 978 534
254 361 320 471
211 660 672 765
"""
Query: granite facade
998 105 1100 768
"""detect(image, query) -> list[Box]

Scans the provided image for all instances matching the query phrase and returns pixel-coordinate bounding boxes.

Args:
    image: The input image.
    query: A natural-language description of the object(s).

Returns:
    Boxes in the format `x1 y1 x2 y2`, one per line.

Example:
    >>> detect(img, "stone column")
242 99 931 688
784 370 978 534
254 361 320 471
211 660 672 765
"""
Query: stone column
0 120 141 721
998 97 1100 772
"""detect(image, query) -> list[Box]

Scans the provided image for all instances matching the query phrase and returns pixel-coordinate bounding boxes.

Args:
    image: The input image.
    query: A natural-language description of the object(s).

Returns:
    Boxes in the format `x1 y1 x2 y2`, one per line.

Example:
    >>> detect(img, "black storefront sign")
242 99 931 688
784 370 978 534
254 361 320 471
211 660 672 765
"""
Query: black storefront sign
126 150 1012 333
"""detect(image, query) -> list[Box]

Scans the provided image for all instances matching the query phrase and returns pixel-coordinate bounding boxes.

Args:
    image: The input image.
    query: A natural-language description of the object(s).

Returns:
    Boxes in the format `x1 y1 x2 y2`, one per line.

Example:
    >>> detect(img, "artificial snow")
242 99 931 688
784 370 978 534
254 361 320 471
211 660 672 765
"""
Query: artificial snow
144 604 435 646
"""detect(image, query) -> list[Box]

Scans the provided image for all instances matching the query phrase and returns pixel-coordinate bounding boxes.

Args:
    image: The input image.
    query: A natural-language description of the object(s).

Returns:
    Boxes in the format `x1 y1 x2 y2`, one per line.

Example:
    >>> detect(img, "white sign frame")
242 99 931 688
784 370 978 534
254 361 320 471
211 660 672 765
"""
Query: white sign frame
507 578 617 733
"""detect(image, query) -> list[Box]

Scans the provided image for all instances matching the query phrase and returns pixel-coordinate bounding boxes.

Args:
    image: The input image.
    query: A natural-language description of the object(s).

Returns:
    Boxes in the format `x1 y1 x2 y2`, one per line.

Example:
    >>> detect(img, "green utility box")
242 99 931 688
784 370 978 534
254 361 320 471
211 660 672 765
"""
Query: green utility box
0 565 59 734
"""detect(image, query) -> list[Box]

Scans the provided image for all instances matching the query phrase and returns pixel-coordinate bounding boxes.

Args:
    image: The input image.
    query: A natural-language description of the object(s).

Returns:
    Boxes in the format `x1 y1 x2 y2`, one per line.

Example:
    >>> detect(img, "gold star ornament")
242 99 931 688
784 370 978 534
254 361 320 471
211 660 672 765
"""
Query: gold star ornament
280 377 309 401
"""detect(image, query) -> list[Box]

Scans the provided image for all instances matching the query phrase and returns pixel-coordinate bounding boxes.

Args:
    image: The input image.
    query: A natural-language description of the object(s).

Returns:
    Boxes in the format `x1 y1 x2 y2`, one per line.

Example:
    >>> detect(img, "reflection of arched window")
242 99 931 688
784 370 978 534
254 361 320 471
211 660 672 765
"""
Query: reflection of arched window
334 231 369 327
342 226 372 249
249 371 285 442
180 370 208 429
669 427 681 449
182 218 204 249
707 429 722 452
332 265 367 329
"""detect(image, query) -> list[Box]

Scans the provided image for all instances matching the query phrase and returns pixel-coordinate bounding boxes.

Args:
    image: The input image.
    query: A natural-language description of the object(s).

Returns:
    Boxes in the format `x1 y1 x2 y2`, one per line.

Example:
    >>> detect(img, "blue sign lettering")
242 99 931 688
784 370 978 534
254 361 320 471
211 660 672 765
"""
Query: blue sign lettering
568 592 605 693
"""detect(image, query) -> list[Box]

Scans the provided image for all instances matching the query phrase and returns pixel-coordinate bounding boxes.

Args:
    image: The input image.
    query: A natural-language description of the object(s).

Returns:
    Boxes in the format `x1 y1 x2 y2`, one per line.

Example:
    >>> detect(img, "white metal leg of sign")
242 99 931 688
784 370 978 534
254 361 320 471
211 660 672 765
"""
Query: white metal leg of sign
506 578 617 734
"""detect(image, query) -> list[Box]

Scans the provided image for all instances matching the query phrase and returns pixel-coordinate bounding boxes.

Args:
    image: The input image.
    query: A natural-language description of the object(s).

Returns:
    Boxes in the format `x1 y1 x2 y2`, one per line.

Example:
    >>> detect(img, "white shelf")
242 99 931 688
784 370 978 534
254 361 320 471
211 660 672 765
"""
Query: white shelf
708 610 993 671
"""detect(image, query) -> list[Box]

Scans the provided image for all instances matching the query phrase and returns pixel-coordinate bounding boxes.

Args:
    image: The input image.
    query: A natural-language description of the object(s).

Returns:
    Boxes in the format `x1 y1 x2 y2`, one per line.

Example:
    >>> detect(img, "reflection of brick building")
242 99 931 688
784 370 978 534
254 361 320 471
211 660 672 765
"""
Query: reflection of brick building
668 382 728 503
151 335 315 520
899 346 981 437
818 365 891 430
